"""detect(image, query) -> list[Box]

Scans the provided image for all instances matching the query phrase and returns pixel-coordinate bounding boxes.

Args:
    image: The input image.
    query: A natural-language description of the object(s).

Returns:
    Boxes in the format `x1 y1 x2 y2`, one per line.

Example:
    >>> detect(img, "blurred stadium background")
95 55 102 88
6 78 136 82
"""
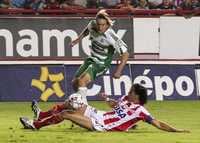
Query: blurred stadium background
0 0 200 143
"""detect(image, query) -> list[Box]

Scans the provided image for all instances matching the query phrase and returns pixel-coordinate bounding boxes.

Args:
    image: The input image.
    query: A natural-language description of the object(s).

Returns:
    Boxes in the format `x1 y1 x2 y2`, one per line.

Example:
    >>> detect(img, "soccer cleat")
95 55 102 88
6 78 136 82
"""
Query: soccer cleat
19 117 36 129
31 100 41 120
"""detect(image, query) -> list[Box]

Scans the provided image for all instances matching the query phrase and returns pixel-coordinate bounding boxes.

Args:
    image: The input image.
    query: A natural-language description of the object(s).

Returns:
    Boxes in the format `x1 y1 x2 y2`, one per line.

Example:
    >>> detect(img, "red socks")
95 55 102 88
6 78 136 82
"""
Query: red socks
34 114 64 129
38 104 66 120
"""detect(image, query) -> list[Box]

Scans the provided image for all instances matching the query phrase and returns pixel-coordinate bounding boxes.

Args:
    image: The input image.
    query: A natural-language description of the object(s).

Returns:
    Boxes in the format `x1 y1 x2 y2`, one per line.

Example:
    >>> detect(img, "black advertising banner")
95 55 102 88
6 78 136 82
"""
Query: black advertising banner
0 17 133 58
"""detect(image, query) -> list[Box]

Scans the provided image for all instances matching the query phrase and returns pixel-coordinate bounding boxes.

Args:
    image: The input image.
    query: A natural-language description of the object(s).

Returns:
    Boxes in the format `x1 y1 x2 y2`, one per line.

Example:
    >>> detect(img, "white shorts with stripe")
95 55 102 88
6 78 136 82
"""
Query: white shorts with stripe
84 106 106 132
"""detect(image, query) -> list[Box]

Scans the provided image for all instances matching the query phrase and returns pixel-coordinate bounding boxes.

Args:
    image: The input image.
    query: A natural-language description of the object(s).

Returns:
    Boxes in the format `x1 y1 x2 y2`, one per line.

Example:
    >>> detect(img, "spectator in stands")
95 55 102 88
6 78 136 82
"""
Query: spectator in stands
10 0 32 8
99 0 121 8
117 0 136 10
174 0 184 6
73 0 87 8
60 0 86 9
148 0 162 6
178 0 200 10
60 0 74 8
45 0 60 9
191 0 200 9
135 0 155 9
31 0 46 10
86 0 112 8
86 0 98 8
156 0 176 9
0 0 10 8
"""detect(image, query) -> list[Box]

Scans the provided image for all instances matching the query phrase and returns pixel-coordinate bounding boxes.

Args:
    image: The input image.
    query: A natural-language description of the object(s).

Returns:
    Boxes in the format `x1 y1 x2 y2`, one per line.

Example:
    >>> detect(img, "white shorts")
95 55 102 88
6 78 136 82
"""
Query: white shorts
84 106 106 132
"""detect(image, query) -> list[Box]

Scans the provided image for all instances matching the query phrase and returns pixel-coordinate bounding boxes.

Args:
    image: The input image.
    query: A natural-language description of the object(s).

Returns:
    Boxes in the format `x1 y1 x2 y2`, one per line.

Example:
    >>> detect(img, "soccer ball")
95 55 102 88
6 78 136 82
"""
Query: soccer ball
68 93 84 109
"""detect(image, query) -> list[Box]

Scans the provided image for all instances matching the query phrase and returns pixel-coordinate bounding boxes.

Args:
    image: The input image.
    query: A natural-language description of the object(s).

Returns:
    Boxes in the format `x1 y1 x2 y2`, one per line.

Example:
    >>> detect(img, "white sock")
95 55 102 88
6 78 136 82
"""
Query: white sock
77 87 88 105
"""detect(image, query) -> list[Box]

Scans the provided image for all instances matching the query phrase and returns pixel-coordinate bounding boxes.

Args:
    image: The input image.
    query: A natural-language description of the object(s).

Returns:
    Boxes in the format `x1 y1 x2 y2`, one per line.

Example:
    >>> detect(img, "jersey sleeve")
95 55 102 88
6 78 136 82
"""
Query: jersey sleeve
86 20 96 31
118 95 126 101
117 95 128 103
106 29 128 55
80 21 93 37
139 107 154 124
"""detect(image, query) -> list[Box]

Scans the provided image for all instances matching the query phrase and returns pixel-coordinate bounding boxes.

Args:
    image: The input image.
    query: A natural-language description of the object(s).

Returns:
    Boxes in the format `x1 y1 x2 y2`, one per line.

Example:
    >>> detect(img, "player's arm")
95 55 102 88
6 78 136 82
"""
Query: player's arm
113 51 129 79
108 29 129 79
69 27 89 47
151 119 189 133
105 98 118 108
99 93 118 108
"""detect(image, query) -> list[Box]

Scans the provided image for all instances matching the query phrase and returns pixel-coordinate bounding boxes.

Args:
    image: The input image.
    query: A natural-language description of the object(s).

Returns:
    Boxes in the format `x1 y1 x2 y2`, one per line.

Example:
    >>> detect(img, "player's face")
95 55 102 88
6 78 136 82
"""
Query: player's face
128 90 139 103
96 18 109 33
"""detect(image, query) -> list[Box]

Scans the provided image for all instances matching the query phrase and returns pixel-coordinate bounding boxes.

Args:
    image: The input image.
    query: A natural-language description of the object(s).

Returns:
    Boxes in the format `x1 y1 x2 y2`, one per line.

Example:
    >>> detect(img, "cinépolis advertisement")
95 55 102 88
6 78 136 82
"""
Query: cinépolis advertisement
0 63 199 101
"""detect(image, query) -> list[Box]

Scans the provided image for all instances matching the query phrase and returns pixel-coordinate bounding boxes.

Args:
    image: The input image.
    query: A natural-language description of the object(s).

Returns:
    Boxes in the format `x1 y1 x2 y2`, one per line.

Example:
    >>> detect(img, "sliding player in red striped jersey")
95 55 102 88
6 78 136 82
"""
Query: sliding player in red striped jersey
20 84 189 133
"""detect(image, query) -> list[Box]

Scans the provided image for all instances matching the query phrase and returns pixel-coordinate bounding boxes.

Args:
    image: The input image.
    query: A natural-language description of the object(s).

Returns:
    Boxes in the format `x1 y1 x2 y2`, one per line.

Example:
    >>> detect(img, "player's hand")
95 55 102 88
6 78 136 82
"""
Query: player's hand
178 129 190 133
69 41 76 48
99 92 108 100
183 129 190 133
113 71 121 79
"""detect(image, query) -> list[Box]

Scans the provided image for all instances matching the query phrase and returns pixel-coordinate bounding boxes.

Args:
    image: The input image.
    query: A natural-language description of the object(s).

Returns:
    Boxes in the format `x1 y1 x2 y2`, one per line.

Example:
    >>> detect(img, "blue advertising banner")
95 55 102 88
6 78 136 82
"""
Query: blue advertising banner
0 65 67 101
0 64 199 101
131 64 198 100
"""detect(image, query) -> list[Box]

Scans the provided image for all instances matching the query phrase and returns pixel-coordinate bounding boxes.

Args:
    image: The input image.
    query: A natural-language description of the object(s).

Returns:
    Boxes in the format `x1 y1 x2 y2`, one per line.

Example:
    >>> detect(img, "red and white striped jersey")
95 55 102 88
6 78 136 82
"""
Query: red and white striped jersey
103 96 153 131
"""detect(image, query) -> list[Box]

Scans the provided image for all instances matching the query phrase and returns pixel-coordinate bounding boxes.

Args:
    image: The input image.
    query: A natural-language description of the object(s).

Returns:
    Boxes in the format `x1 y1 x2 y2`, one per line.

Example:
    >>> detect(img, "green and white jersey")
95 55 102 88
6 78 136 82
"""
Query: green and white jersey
86 20 128 66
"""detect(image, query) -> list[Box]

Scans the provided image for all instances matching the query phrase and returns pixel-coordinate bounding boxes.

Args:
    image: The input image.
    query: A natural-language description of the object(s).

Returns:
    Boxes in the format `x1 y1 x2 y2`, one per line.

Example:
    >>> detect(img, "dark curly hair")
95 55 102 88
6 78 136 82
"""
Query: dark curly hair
130 84 148 105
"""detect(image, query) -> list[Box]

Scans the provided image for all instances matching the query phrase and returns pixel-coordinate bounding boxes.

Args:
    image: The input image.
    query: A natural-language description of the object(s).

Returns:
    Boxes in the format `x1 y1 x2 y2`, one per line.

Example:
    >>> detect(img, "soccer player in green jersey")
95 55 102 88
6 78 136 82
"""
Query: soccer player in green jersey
69 9 129 105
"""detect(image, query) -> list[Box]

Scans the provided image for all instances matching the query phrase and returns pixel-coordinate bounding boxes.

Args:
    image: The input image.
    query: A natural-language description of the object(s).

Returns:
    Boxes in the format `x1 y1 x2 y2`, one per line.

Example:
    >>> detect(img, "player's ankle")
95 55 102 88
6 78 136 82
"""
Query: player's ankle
33 121 40 129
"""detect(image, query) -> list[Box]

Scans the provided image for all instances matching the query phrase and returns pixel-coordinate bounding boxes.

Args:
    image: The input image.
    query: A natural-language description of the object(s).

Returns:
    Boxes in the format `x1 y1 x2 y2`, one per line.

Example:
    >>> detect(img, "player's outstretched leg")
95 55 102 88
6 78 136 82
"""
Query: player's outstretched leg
31 100 68 121
20 106 92 130
20 113 64 130
33 114 64 129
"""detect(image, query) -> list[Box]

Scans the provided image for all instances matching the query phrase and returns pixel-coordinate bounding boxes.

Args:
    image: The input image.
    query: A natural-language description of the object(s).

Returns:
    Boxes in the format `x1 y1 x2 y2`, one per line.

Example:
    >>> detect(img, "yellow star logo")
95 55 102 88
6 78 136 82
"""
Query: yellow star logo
31 66 65 101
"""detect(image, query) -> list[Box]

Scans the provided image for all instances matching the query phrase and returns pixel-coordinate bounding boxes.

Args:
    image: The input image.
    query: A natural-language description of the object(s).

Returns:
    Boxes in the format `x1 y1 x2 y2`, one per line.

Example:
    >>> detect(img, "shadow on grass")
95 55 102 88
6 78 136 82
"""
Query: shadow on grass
20 127 160 134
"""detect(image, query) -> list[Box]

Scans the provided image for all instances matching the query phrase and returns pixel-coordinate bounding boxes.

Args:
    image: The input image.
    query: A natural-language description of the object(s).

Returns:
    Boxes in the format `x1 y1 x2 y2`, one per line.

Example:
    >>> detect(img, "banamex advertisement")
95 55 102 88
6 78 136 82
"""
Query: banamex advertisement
0 64 199 101
0 18 133 58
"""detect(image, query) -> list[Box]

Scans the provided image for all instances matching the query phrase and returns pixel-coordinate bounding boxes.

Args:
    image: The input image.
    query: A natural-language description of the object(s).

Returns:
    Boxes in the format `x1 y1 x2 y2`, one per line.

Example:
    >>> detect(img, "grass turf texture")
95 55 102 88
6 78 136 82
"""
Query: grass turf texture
0 101 200 143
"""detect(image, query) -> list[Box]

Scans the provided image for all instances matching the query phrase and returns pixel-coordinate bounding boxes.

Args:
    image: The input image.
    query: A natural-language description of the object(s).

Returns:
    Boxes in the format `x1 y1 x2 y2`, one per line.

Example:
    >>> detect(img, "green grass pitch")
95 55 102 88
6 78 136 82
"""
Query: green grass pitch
0 101 200 143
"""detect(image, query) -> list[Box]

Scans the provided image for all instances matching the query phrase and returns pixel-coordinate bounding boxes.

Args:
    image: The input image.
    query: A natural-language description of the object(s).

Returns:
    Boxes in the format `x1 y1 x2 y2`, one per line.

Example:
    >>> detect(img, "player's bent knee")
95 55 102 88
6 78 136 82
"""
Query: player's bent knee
63 100 70 108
